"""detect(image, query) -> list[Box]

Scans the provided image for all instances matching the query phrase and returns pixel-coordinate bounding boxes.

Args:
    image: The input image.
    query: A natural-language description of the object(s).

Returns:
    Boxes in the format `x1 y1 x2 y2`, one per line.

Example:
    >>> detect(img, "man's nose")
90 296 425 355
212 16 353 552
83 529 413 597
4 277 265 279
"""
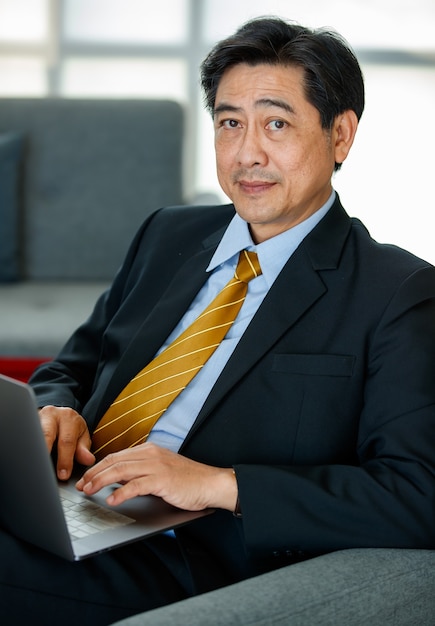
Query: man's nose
237 126 268 167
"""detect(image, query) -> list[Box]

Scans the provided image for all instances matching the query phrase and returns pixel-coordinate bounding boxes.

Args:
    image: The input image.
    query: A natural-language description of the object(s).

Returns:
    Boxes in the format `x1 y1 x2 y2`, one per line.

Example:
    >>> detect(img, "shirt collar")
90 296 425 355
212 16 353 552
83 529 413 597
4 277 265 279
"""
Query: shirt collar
207 190 336 288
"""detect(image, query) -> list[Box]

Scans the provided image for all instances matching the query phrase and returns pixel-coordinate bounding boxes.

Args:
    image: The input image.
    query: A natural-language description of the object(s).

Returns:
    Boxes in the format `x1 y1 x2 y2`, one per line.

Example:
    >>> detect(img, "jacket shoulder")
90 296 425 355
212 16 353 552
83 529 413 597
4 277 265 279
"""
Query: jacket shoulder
349 216 433 274
151 203 235 231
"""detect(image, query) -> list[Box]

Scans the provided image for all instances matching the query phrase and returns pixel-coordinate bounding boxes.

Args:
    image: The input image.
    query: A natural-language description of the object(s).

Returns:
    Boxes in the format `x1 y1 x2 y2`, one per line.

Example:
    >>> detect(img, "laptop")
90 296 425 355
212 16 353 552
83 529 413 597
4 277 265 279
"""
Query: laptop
0 373 213 561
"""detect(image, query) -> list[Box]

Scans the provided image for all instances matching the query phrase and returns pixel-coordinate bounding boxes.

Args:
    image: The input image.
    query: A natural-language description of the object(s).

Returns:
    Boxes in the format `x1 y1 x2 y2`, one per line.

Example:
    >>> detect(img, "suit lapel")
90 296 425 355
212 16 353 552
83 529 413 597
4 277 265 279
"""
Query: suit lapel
186 246 327 435
184 197 352 439
94 226 226 418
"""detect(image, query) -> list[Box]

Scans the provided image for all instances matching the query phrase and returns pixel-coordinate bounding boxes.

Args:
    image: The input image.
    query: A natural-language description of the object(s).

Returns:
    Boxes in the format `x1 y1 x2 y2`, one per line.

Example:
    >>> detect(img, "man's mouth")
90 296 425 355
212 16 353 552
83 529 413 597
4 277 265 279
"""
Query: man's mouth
237 180 276 193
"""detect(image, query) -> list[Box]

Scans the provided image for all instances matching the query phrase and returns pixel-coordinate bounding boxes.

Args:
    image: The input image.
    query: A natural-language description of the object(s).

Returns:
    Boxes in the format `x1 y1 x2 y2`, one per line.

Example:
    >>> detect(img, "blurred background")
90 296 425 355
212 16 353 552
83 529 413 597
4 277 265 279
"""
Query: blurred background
1 0 434 262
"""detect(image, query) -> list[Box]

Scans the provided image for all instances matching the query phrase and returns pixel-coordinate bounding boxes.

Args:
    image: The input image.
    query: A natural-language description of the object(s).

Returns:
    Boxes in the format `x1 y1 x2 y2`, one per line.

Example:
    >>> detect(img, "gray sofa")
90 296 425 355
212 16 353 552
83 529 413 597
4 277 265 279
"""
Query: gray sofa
0 97 184 359
112 548 435 625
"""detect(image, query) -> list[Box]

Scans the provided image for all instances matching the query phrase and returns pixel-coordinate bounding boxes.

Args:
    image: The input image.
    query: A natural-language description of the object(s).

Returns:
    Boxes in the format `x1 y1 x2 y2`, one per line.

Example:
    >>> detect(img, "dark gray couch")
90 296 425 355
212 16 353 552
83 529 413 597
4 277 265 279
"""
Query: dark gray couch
0 98 184 358
111 548 435 625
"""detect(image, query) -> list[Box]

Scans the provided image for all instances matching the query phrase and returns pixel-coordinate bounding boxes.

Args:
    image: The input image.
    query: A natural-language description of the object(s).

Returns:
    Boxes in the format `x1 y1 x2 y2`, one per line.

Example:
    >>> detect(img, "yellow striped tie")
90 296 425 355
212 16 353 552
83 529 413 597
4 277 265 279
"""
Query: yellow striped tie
92 250 262 459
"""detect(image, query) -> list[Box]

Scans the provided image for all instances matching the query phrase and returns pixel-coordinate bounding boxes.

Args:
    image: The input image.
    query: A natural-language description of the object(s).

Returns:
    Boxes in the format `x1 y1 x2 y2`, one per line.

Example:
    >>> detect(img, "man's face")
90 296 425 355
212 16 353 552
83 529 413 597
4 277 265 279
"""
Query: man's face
213 63 343 243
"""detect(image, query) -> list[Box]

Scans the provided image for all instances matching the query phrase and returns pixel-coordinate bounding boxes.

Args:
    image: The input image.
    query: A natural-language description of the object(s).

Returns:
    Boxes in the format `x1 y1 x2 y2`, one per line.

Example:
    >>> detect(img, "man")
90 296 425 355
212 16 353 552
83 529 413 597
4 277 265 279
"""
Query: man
2 16 435 625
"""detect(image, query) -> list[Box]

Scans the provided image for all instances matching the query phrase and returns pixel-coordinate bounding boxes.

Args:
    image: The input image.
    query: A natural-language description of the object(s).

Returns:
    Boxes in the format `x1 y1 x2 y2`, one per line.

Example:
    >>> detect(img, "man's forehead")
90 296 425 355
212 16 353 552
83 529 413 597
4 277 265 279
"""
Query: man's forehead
214 63 305 112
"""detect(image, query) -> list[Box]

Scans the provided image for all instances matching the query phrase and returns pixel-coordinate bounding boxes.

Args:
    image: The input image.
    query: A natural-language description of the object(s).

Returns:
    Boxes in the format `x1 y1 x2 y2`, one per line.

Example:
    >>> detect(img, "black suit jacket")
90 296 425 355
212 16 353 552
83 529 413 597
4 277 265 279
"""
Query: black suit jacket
31 196 435 579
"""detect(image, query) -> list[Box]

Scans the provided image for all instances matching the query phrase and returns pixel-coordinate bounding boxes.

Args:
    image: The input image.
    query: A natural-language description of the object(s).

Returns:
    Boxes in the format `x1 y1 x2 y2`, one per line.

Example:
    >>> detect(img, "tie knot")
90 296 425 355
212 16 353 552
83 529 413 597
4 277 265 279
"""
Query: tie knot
235 250 262 284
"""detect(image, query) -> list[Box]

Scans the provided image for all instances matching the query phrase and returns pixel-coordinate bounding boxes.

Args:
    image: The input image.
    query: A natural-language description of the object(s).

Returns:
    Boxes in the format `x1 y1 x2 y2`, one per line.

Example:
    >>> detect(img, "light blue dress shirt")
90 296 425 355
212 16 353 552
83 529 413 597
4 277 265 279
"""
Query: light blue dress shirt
147 191 335 452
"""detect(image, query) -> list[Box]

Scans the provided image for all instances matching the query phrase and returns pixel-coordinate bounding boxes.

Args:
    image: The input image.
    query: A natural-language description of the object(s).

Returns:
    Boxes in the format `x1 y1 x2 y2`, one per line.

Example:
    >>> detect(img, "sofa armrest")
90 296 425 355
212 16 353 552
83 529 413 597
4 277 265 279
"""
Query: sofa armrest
110 548 435 625
0 281 109 357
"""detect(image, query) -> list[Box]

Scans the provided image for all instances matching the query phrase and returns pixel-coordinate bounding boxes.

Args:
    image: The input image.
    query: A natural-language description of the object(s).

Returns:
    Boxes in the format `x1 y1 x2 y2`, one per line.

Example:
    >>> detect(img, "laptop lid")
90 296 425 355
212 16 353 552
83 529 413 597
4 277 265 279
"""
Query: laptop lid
0 374 213 561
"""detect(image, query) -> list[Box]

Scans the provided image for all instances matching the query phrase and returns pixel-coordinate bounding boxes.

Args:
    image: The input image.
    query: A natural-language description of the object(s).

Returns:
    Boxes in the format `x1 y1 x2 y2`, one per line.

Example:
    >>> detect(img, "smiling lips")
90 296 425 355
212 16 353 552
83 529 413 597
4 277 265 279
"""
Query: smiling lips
237 180 277 194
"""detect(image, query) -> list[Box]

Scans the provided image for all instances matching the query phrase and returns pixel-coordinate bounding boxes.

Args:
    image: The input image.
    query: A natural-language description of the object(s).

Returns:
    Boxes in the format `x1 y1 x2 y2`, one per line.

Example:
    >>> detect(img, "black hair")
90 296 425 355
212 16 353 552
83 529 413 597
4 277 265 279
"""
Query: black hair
200 16 365 132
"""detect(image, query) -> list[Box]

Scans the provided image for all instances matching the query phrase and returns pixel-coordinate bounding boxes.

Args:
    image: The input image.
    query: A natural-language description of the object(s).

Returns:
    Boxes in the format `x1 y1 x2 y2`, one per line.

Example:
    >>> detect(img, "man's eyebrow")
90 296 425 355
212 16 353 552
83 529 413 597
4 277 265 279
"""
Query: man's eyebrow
213 98 295 117
213 103 242 116
256 98 295 114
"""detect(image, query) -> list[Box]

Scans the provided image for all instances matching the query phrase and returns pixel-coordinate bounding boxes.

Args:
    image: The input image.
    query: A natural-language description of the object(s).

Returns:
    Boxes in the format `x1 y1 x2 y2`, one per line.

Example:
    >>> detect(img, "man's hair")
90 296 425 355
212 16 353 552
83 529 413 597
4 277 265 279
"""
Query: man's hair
200 16 365 131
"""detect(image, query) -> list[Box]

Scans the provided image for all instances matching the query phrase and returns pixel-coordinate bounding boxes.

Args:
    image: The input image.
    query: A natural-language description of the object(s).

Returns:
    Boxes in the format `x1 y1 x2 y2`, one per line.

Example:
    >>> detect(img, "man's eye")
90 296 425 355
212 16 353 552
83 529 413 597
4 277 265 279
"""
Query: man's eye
268 120 286 130
222 119 239 128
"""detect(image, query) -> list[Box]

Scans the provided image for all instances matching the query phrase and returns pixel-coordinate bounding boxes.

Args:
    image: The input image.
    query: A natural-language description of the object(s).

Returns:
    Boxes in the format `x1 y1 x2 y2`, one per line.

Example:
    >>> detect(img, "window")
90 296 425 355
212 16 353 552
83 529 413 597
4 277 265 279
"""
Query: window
0 0 434 261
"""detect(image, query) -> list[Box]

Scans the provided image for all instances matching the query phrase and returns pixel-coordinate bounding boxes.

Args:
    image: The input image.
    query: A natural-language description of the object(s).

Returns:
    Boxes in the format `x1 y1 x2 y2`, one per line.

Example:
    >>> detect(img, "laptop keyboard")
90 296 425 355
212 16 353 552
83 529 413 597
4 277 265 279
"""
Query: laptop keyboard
59 486 135 541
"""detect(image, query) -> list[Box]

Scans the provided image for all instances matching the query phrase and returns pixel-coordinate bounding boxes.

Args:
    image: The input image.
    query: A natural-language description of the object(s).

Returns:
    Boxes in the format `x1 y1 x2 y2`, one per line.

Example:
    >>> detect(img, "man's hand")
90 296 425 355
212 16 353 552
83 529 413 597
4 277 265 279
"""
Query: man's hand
39 405 95 480
75 442 238 512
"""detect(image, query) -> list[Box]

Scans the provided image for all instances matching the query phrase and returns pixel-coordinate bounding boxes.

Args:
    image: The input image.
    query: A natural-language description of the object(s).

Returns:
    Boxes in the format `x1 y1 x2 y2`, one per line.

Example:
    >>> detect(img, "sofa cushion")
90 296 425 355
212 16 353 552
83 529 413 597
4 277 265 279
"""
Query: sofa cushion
0 99 184 280
110 548 435 626
0 281 109 357
0 131 24 281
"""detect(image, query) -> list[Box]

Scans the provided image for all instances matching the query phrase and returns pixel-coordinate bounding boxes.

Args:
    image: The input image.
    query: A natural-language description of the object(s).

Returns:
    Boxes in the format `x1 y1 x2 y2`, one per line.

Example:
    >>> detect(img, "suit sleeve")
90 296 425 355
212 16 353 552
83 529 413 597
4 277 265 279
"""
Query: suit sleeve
235 265 435 557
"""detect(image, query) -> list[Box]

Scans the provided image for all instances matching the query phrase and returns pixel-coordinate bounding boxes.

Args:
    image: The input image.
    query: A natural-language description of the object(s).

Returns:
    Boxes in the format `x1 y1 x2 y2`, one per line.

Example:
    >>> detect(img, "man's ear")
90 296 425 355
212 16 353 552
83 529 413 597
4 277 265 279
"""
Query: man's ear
333 110 359 166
